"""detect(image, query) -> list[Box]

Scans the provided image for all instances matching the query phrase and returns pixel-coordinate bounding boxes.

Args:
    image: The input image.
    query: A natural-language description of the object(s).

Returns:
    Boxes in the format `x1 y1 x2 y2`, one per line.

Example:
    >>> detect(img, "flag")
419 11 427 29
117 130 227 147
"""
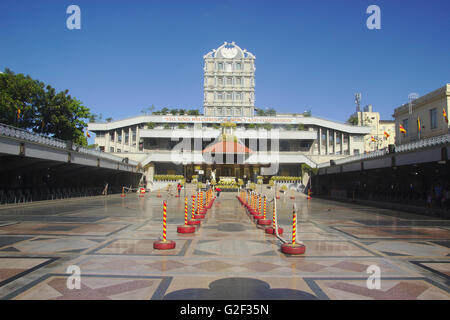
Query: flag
399 124 406 134
384 131 390 138
86 129 91 138
371 136 376 142
417 117 421 132
16 108 21 120
444 108 448 123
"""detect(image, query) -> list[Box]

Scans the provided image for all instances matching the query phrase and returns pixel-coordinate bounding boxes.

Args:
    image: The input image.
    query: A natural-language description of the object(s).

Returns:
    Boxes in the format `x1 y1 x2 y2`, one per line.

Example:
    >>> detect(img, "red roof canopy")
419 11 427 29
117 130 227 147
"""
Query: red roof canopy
202 141 252 154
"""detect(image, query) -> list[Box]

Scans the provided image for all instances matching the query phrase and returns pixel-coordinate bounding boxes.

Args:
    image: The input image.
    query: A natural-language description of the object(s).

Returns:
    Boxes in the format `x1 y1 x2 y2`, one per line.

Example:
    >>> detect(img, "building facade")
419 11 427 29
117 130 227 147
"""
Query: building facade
353 105 395 152
203 42 255 117
393 84 450 145
88 42 371 182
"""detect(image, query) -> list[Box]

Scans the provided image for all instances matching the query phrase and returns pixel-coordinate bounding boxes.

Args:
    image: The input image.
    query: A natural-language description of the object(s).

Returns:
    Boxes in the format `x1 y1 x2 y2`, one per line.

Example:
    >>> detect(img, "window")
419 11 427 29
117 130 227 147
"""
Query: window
226 93 232 100
353 149 360 155
226 77 232 85
430 108 437 129
226 63 232 72
226 108 232 116
117 131 122 143
236 62 242 70
117 149 121 153
217 63 223 71
236 92 242 100
217 108 223 116
236 77 242 85
217 92 223 100
218 77 223 86
124 132 129 144
110 147 115 152
235 108 242 115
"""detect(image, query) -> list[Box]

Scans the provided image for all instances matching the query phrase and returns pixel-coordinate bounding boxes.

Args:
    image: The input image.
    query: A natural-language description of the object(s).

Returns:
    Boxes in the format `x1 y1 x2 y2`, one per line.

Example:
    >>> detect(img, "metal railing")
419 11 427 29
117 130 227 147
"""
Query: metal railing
0 122 139 166
318 133 450 168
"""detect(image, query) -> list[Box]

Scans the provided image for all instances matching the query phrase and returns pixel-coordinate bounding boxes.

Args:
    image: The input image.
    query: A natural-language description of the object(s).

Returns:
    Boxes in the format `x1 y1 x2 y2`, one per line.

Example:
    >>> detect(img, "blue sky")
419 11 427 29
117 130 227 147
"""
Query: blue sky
1 0 449 127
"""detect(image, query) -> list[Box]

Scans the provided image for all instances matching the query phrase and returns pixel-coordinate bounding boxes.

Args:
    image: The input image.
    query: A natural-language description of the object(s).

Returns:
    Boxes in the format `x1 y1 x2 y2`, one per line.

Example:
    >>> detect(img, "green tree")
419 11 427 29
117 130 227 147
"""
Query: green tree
285 124 293 131
141 104 155 115
262 123 273 130
89 113 103 123
0 68 42 130
347 115 358 126
256 109 266 116
161 107 169 114
266 108 277 116
38 85 91 145
0 69 92 146
187 109 200 116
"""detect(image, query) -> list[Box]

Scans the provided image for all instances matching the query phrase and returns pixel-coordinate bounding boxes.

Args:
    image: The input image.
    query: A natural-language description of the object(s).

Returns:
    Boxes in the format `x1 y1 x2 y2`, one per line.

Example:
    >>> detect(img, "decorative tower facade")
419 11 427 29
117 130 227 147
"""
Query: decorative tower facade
203 42 255 117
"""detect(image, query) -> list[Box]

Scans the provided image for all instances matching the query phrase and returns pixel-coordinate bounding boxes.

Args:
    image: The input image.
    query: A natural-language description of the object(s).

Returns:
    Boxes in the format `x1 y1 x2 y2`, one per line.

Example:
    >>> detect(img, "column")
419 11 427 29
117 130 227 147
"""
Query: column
318 127 322 155
136 125 141 152
348 134 352 155
333 131 336 155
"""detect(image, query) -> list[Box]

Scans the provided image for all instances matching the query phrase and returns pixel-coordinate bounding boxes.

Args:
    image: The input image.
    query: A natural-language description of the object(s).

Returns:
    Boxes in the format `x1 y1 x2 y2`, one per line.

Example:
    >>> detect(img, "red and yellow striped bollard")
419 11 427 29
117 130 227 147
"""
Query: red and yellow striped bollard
281 204 305 254
154 201 176 249
189 194 202 224
258 195 271 225
177 197 195 233
254 194 264 220
265 198 283 234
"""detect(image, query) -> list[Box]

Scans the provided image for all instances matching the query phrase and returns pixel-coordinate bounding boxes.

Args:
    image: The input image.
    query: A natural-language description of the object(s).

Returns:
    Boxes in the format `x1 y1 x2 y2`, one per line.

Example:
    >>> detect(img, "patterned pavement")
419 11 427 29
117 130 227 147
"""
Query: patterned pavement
0 188 449 300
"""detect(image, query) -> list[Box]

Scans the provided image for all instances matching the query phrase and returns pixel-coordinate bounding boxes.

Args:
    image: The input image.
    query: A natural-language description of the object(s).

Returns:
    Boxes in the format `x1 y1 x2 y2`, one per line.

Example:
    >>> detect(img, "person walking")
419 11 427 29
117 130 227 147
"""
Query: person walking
177 182 182 197
215 186 222 197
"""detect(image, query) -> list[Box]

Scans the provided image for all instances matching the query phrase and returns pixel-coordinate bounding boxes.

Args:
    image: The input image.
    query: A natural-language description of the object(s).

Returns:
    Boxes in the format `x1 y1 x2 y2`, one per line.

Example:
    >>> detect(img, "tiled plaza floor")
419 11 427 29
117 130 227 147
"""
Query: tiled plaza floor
0 188 449 300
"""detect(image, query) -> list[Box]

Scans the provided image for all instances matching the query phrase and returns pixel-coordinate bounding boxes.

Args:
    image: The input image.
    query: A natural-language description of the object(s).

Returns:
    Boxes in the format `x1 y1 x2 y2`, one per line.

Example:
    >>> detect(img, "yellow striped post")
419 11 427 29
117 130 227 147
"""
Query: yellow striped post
191 195 196 219
292 205 296 245
184 197 188 225
263 196 267 219
258 194 261 215
162 201 167 242
272 200 276 228
196 192 200 214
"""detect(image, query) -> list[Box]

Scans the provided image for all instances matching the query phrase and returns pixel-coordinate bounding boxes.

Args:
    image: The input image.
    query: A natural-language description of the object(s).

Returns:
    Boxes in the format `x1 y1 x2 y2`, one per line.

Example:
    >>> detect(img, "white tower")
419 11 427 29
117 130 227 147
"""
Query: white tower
203 42 255 117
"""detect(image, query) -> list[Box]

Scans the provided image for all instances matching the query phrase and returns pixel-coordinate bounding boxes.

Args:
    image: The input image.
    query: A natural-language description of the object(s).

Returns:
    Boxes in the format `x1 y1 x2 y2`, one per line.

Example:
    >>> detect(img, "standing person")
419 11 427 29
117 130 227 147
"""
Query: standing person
215 186 221 197
177 182 182 197
102 182 108 196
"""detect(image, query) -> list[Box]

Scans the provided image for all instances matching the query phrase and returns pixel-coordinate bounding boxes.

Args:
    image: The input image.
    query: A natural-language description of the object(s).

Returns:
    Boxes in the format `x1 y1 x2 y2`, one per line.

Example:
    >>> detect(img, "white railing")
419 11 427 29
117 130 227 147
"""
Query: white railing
0 123 138 166
318 133 450 168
